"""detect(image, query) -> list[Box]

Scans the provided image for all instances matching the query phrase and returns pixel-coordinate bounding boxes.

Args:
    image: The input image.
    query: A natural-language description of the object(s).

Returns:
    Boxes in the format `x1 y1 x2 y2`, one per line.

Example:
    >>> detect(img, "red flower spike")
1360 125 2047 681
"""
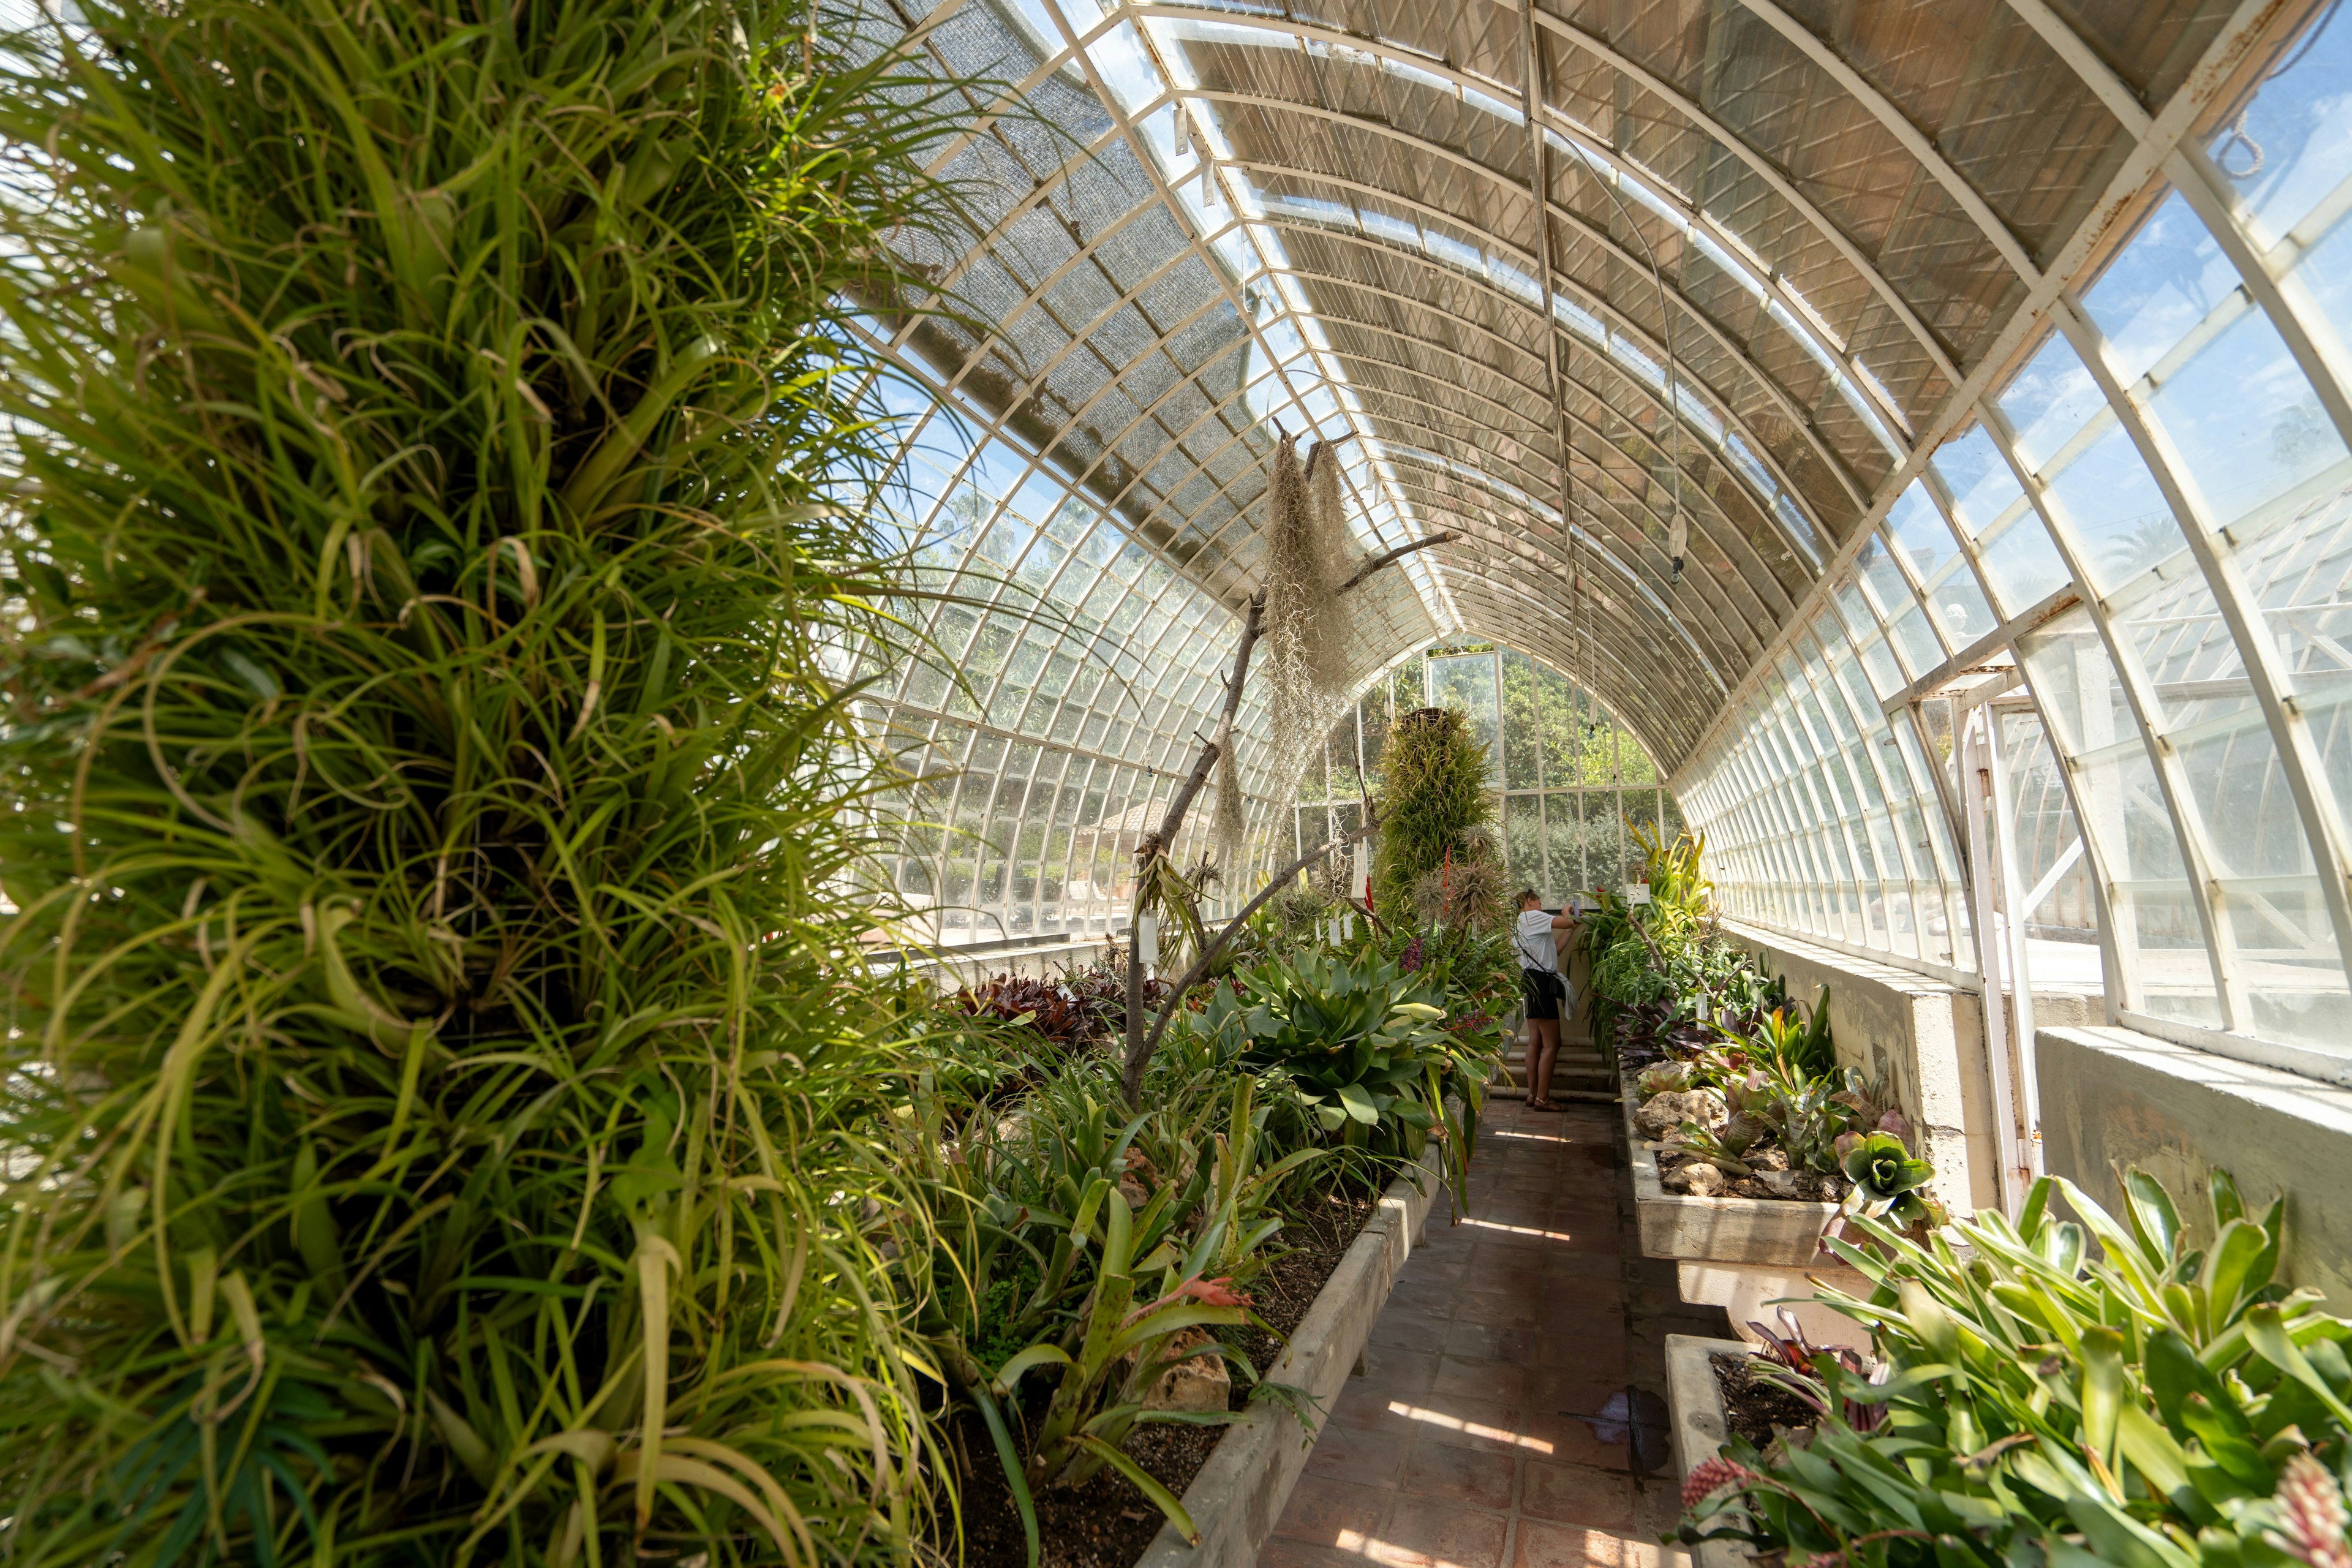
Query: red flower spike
1681 1456 1758 1513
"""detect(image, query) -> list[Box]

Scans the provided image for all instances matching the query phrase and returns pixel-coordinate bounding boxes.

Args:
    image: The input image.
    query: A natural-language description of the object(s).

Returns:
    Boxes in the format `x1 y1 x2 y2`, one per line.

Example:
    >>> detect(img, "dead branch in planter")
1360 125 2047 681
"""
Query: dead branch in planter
1125 589 1266 1069
1120 816 1379 1104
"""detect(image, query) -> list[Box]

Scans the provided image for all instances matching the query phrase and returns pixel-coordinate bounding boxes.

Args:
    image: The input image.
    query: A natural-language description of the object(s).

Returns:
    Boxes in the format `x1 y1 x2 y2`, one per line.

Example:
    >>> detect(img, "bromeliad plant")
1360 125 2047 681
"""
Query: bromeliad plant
1678 1167 2352 1568
0 1 966 1561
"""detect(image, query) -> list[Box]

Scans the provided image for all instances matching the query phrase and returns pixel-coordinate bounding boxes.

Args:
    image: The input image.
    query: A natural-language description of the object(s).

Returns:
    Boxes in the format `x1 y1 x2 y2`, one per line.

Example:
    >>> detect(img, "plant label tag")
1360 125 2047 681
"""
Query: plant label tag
1624 883 1652 905
1136 911 1159 969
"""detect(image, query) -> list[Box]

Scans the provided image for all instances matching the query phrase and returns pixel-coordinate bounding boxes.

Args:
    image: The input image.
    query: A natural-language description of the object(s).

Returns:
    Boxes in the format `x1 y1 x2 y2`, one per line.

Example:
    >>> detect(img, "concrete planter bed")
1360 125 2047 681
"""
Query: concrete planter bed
1129 1134 1449 1568
1664 1334 1762 1568
1621 1087 1872 1350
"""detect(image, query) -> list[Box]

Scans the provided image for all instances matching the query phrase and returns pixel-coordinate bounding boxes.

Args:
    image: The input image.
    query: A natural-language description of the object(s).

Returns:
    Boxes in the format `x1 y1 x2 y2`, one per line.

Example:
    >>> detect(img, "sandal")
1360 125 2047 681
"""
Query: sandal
1524 1096 1566 1112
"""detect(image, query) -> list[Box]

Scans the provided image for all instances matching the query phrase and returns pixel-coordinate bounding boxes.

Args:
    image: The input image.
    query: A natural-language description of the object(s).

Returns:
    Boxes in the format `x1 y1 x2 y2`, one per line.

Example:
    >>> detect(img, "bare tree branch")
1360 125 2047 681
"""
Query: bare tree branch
1338 532 1458 594
1126 590 1266 1069
1121 817 1379 1102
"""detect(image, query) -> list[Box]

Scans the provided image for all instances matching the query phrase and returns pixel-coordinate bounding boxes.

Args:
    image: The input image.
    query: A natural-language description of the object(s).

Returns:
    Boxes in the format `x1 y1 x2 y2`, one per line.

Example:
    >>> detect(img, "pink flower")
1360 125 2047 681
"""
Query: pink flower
1681 1456 1758 1513
2266 1454 2352 1568
1174 1275 1253 1309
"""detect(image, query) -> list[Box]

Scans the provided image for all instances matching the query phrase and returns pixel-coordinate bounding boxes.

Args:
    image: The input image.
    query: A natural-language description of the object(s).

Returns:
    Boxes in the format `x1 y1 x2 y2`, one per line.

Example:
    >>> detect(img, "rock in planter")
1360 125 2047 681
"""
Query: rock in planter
1678 1161 1727 1197
1140 1327 1230 1414
1636 1088 1726 1140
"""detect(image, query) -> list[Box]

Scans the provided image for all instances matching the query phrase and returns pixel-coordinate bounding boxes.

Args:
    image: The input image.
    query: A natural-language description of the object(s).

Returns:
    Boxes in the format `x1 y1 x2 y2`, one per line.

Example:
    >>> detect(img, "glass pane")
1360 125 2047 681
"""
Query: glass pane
2019 611 2222 1027
2040 421 2186 594
2145 301 2347 532
1585 790 1626 889
1500 649 1541 790
2119 571 2350 1050
1545 792 1588 901
1507 793 1545 902
1539 662 1581 786
1999 710 2106 997
1430 652 1500 782
2084 190 2241 385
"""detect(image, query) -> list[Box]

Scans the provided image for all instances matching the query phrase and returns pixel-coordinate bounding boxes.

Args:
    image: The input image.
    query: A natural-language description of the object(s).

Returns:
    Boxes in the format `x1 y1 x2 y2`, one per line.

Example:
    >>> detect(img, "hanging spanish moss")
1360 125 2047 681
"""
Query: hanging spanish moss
1213 736 1247 876
1262 434 1349 772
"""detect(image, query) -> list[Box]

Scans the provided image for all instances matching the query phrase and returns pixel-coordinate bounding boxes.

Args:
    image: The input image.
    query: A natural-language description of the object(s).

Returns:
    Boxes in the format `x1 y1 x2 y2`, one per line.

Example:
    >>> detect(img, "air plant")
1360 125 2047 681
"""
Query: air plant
0 0 970 1559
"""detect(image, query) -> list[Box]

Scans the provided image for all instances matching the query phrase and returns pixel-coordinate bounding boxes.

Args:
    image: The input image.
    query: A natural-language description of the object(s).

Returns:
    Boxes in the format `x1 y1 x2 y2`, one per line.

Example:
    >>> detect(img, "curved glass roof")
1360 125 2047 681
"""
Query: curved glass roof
858 0 2352 1085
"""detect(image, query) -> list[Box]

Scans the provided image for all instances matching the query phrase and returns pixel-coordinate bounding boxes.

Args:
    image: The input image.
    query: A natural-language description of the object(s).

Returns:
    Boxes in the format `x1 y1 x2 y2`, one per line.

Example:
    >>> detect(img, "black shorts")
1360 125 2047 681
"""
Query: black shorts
1521 968 1564 1022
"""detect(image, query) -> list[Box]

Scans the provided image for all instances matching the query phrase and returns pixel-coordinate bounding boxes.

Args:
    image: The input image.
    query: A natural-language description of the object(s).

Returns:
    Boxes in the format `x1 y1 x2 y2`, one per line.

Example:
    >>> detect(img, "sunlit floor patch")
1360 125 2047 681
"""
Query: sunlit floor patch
1386 1400 1555 1454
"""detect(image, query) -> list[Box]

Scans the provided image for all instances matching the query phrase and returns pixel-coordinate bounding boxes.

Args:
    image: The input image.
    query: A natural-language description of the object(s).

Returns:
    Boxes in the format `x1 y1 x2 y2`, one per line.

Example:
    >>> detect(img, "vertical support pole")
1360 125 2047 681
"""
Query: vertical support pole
1959 707 2026 1214
1984 704 2046 1185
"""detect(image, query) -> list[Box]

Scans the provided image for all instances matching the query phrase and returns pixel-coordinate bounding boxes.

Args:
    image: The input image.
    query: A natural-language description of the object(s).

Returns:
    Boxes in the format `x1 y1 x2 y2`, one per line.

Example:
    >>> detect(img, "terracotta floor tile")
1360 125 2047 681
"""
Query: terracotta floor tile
1512 1518 1670 1568
1261 1537 1377 1568
1520 1459 1640 1529
1393 1394 1528 1456
1359 1345 1442 1396
1446 1320 1537 1364
1304 1417 1411 1485
1399 1438 1520 1512
1431 1354 1534 1404
1453 1289 1542 1329
1372 1308 1454 1352
1274 1474 1393 1545
1379 1495 1513 1567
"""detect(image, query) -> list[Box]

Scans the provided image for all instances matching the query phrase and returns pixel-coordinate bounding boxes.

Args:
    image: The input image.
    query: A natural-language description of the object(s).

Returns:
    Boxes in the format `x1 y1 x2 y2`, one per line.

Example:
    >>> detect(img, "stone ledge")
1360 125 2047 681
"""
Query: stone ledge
2038 1024 2352 1305
1130 1134 1449 1568
1621 1088 1840 1268
1664 1333 1756 1568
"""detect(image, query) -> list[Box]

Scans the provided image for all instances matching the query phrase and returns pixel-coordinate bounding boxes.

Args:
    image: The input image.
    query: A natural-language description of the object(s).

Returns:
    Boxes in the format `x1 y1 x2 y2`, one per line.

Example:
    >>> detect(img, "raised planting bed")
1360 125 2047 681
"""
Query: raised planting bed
1664 1334 1751 1568
951 1136 1449 1568
1129 1135 1449 1568
1622 1090 1871 1351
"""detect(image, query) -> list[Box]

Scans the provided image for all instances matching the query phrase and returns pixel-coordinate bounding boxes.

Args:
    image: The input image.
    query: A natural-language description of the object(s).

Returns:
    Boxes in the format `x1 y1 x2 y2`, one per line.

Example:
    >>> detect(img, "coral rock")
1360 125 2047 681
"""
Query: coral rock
1140 1327 1230 1414
1680 1161 1727 1197
1635 1088 1727 1140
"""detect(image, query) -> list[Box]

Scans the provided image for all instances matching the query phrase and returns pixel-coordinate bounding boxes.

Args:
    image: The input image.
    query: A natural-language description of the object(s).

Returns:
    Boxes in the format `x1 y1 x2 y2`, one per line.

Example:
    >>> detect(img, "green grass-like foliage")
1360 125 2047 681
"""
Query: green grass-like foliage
0 1 960 1561
1374 707 1494 919
1683 1169 2351 1568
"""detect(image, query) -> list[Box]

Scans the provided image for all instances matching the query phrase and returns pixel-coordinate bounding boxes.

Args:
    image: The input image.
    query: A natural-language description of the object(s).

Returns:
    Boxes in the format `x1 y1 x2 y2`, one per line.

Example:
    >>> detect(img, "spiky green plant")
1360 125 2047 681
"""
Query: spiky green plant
0 0 963 1561
1374 706 1496 921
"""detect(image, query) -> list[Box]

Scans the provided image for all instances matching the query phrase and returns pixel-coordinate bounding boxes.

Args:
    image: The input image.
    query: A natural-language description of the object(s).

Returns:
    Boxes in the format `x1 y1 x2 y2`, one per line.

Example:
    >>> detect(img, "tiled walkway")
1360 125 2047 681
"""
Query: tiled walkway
1266 1095 1732 1568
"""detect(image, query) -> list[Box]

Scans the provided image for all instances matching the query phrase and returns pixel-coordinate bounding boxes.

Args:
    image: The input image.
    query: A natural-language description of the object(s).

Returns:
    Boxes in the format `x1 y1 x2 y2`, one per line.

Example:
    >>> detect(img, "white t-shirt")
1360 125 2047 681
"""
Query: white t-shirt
1515 908 1560 974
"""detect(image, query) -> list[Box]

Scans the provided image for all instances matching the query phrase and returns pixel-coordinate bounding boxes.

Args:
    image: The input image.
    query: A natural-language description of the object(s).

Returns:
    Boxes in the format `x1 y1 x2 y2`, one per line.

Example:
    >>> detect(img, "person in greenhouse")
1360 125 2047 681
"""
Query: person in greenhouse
1515 889 1579 1111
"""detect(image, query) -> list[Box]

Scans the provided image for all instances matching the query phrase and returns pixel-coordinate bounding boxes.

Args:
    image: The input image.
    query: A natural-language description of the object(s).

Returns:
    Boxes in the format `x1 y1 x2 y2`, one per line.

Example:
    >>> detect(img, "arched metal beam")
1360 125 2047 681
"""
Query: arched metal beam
1121 3 1926 452
1231 156 1855 537
1133 0 1957 399
1512 4 1961 387
1723 0 2042 285
1326 399 1778 663
1249 262 1823 566
1180 87 1881 511
1254 210 1846 551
